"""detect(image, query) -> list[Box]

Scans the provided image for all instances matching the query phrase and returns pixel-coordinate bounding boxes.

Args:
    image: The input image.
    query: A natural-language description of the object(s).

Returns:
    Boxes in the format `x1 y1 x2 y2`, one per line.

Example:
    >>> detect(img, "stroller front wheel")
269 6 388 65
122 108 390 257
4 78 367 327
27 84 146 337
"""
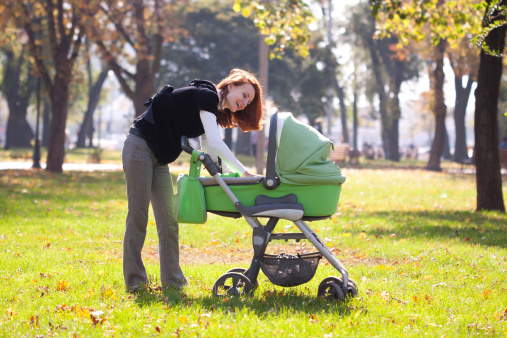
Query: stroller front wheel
318 276 358 300
318 281 344 301
212 272 253 297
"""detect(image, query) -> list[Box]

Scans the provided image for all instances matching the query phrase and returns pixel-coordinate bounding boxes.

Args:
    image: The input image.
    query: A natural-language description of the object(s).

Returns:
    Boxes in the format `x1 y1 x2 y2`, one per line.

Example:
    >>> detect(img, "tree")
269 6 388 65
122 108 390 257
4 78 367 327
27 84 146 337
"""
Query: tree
349 2 420 161
447 38 479 162
474 0 506 212
75 48 109 149
156 0 329 146
373 0 505 212
84 0 189 117
2 0 86 172
155 0 260 88
425 35 447 171
319 0 349 143
233 0 315 60
371 0 481 169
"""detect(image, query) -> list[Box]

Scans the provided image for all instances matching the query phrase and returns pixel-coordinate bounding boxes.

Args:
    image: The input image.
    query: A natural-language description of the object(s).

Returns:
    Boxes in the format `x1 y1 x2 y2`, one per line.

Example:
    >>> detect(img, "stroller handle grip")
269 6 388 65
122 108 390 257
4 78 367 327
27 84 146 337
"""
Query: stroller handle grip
181 135 220 176
181 135 194 154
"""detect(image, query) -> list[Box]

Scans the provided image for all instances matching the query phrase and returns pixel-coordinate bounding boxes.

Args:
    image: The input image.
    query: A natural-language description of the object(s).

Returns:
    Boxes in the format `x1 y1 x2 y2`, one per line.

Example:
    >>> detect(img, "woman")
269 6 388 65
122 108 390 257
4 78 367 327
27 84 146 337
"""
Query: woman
122 69 264 293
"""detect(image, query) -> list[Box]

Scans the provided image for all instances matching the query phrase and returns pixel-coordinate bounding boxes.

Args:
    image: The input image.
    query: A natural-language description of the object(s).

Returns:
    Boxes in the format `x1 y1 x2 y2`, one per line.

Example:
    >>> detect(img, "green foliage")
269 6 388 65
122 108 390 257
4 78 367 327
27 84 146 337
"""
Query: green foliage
471 0 507 56
233 0 316 59
371 0 482 49
155 0 331 119
155 0 260 88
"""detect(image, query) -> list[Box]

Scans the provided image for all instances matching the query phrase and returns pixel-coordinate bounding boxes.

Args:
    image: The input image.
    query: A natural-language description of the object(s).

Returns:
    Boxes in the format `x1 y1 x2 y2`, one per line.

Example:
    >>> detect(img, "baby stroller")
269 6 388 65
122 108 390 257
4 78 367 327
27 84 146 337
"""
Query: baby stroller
177 111 357 301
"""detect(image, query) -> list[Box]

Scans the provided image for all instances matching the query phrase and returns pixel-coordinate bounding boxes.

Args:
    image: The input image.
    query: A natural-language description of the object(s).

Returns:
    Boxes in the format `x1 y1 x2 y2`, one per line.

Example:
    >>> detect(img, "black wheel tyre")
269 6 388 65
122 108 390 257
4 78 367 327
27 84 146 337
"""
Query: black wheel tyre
225 267 258 287
319 276 358 299
320 276 357 288
226 267 247 274
348 283 358 297
318 281 344 301
212 272 253 297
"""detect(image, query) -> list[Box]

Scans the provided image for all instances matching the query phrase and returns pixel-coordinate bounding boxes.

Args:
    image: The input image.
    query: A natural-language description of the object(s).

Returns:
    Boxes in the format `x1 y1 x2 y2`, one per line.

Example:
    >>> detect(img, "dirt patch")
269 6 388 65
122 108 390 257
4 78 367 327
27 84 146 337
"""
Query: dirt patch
141 243 397 268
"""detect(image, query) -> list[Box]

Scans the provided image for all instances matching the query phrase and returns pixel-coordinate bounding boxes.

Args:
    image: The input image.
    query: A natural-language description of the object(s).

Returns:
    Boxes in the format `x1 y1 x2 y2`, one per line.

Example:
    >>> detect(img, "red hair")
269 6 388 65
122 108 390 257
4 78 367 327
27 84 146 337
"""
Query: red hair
216 69 264 132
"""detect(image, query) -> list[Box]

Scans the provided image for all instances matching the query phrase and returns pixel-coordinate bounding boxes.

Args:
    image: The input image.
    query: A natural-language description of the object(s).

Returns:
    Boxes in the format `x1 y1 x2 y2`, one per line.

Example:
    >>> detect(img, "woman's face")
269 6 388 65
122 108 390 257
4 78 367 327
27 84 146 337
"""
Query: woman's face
223 83 255 113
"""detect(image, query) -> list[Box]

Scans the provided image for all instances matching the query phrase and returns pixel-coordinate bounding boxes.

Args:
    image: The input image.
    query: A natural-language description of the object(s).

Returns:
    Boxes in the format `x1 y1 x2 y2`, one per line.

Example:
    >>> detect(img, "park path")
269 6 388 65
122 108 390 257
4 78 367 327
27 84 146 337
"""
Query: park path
3 160 505 176
0 161 123 171
0 160 195 173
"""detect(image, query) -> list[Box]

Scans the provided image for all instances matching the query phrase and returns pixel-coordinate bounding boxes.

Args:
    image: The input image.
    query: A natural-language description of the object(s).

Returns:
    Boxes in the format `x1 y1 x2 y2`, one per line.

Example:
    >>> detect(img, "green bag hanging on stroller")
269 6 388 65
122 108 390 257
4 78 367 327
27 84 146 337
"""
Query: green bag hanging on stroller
175 150 207 224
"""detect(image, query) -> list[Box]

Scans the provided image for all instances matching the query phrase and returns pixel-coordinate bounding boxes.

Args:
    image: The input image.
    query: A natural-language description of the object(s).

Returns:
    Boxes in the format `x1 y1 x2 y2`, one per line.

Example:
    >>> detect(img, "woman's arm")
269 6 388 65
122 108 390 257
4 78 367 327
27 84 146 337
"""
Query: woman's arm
200 111 247 175
200 133 233 173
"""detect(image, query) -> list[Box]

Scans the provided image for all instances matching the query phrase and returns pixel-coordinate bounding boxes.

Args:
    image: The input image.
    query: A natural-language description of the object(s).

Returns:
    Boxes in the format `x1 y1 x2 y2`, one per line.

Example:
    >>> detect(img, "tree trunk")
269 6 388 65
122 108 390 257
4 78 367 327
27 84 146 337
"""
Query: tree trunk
2 49 34 149
387 118 400 161
365 36 390 158
46 80 70 173
333 78 349 143
426 39 447 171
76 68 109 148
442 126 452 160
352 92 358 151
386 91 401 161
42 99 50 147
365 23 403 161
235 130 251 156
453 75 474 161
474 2 506 212
224 128 233 148
257 36 268 175
5 105 33 149
106 54 154 118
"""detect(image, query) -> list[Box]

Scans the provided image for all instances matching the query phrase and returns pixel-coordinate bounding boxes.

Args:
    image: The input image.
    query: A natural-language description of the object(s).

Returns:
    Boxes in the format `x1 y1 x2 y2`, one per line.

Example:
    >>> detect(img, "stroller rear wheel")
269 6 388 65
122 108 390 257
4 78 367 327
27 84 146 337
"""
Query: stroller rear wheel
225 267 258 287
212 272 253 297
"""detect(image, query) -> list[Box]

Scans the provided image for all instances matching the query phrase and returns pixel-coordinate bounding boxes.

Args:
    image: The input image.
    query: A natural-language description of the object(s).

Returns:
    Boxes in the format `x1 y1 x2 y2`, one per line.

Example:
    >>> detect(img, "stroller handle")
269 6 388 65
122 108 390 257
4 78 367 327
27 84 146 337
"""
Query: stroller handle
181 135 220 176
181 135 194 154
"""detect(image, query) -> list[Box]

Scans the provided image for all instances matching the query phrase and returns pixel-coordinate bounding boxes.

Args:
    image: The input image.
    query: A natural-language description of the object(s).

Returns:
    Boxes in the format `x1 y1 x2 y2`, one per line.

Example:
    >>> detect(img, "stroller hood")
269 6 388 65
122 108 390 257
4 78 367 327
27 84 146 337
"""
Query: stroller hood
275 113 346 186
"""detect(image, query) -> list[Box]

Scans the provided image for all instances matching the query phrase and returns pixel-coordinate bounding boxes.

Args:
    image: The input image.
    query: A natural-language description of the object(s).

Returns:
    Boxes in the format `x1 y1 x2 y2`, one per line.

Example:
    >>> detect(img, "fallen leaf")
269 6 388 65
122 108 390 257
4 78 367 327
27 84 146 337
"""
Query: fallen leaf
432 283 448 288
56 280 69 291
380 291 390 301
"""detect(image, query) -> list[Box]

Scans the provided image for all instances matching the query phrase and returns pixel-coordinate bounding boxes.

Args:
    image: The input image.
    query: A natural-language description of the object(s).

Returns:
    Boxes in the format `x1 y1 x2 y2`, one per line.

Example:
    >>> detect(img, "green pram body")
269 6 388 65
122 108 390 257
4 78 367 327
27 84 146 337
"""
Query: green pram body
202 181 340 218
196 111 346 219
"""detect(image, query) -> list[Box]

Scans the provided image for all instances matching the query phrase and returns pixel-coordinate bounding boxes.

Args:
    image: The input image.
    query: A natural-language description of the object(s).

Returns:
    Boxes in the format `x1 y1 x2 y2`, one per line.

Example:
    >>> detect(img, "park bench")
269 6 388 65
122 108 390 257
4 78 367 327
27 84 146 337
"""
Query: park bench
330 143 349 165
455 157 475 173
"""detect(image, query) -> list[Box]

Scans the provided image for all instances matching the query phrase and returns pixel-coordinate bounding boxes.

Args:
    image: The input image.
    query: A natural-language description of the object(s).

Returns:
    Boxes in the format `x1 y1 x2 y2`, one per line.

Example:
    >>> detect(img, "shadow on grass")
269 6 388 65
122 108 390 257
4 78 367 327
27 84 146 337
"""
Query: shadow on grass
0 170 179 198
132 286 354 316
346 210 507 249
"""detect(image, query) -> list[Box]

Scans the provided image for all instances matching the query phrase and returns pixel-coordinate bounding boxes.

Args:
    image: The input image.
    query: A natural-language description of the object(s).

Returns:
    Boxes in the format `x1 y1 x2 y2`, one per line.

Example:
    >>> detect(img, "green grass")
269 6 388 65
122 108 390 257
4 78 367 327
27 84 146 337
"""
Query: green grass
0 167 506 337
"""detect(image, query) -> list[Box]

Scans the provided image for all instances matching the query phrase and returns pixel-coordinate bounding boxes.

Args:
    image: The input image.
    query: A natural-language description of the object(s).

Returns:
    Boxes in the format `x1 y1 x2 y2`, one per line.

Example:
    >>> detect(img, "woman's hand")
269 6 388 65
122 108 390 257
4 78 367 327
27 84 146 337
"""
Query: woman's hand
242 170 263 178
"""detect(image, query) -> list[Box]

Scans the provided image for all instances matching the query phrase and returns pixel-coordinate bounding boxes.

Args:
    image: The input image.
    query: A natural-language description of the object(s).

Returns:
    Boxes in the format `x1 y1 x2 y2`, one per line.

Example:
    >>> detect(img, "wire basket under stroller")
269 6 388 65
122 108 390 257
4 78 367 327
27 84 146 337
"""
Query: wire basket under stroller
261 252 322 287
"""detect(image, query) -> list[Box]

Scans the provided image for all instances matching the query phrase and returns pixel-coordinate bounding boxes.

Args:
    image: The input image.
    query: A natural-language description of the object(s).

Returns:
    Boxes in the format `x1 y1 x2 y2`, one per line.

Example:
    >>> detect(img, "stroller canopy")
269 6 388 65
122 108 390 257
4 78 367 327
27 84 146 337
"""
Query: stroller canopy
274 113 346 186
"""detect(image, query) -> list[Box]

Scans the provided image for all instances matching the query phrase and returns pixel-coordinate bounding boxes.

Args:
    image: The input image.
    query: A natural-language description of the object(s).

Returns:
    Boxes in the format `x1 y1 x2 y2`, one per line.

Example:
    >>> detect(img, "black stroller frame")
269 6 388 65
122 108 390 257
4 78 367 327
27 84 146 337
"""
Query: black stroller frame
181 112 357 301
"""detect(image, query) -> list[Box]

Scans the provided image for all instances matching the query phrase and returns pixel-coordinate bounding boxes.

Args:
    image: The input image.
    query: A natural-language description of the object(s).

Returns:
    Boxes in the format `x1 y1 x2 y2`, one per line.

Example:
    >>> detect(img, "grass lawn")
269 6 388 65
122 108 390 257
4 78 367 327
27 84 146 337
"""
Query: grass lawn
0 163 506 337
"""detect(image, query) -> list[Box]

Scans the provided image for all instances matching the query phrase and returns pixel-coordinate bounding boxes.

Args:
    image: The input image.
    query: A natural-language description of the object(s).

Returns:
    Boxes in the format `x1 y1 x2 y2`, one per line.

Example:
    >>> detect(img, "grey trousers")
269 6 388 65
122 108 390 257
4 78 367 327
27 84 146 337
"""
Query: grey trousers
122 133 187 289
